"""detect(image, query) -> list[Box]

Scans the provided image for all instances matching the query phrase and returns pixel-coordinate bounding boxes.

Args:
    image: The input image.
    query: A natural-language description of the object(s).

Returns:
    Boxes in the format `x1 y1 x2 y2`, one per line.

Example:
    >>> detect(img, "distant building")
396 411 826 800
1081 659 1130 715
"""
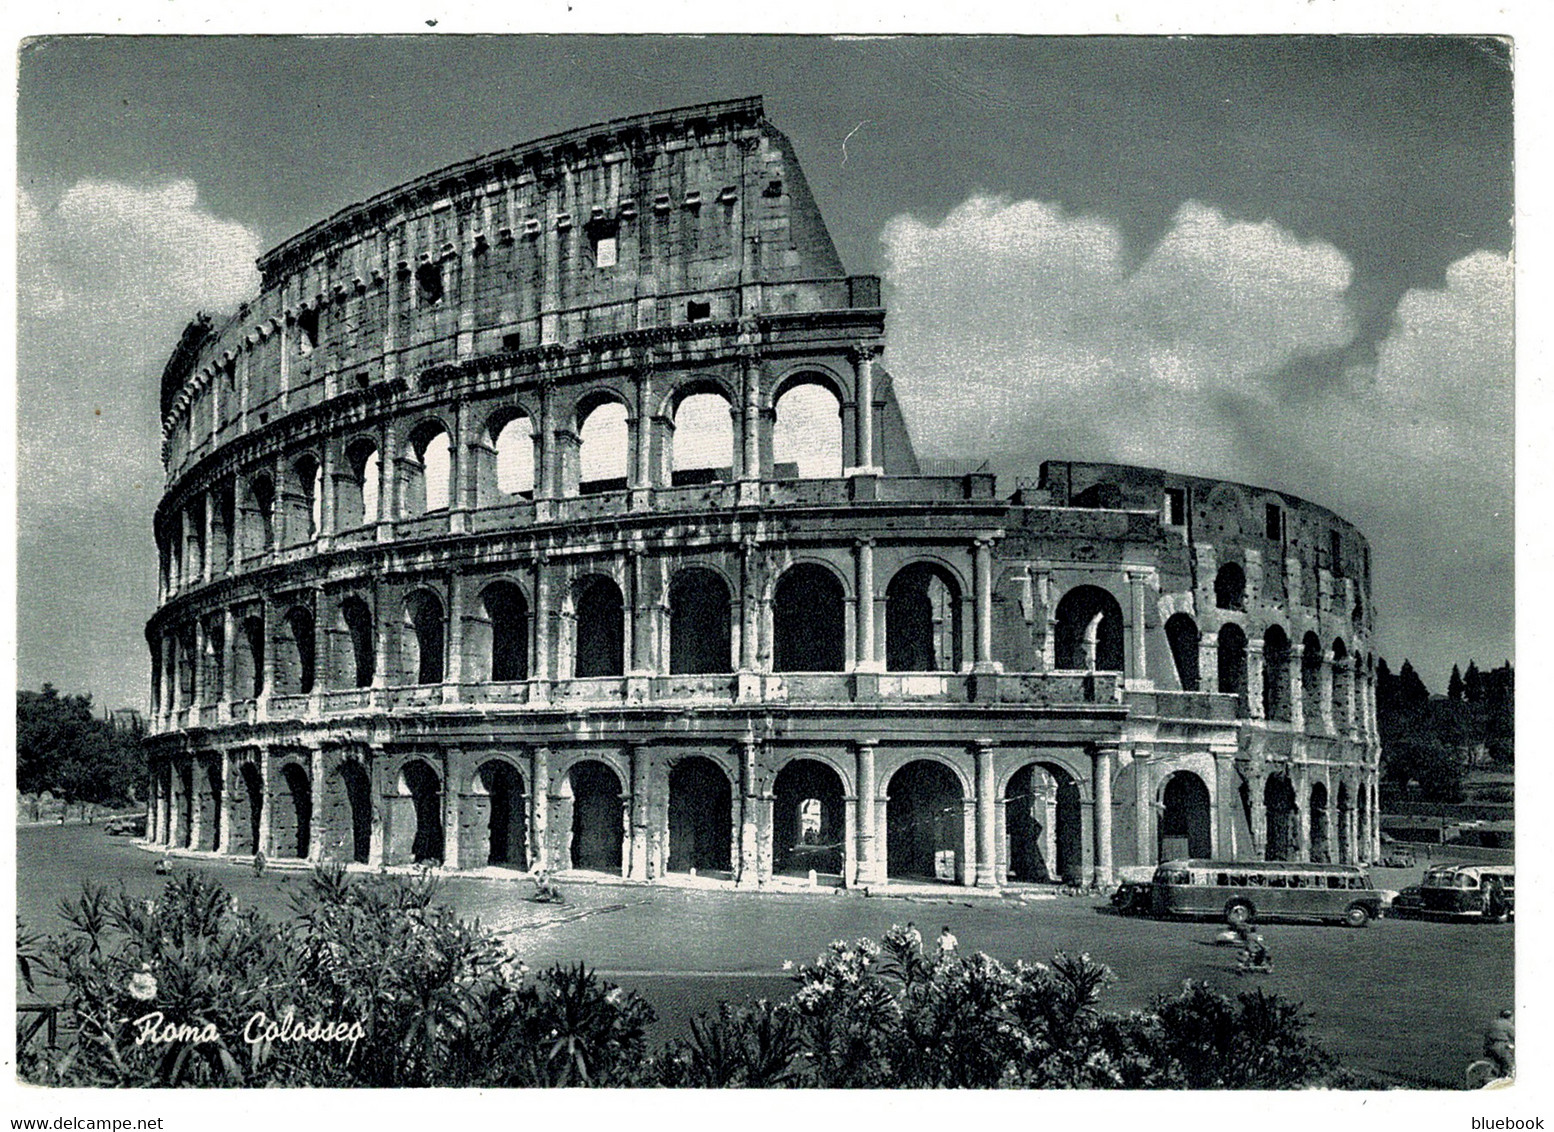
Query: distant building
108 708 145 736
144 97 1381 884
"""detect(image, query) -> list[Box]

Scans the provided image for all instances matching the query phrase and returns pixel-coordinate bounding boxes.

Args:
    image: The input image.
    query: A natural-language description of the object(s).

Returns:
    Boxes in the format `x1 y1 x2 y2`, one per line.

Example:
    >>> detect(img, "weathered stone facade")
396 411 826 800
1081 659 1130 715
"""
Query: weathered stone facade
144 97 1382 887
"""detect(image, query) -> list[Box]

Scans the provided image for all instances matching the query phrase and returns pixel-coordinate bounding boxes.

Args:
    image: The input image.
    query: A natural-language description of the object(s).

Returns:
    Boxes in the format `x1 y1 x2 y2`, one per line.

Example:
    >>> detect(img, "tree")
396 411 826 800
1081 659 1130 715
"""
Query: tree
1464 661 1484 704
16 685 145 807
1448 665 1464 702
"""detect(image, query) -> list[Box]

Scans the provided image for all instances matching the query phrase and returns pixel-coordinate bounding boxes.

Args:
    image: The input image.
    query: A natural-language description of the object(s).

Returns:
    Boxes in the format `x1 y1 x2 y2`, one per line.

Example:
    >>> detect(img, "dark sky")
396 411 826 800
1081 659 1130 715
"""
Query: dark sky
16 35 1514 712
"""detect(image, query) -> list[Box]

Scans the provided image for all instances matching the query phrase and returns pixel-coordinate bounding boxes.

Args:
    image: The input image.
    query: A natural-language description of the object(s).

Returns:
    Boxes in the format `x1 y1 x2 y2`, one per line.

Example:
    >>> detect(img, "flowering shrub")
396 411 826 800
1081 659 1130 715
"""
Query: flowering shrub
21 890 1342 1089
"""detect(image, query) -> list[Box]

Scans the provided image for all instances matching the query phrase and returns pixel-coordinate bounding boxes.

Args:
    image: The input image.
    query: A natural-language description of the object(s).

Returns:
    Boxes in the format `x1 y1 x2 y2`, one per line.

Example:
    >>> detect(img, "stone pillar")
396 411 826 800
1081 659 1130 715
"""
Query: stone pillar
318 445 337 542
532 557 552 689
1293 763 1312 862
974 741 999 888
1343 659 1358 738
1132 749 1153 866
629 745 650 880
1091 744 1115 886
442 747 462 869
1199 635 1219 694
367 746 387 866
1320 655 1336 734
850 343 878 473
376 421 397 540
255 751 273 858
738 737 761 887
309 745 327 862
189 760 206 851
1246 639 1265 720
529 746 550 872
145 766 158 844
221 608 237 705
444 571 465 701
1288 642 1305 730
854 539 880 672
1126 570 1149 683
191 620 208 710
371 577 391 691
1249 769 1269 860
632 367 655 494
973 538 997 671
855 740 878 886
448 403 470 534
739 352 762 486
218 754 236 855
1345 786 1360 865
202 493 215 584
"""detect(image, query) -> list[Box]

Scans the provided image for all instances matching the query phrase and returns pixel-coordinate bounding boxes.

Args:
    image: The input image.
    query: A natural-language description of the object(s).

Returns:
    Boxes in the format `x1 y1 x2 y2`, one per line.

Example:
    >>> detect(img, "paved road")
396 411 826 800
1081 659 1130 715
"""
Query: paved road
17 824 1513 1087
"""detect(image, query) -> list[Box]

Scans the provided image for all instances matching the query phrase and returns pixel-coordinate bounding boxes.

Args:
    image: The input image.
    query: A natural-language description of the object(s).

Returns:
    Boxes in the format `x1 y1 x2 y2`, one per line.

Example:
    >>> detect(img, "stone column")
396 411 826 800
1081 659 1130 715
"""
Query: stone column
739 351 762 487
1345 786 1360 865
145 766 158 844
1322 777 1339 866
974 741 999 888
855 539 880 672
1126 570 1150 683
1343 659 1358 738
371 577 391 691
218 754 236 855
532 557 552 689
738 737 761 887
1132 749 1153 866
376 421 397 541
529 746 550 872
1320 654 1336 734
318 445 337 543
309 745 327 862
855 740 877 886
1246 639 1265 720
202 493 215 583
631 367 655 499
850 343 878 473
1091 744 1115 886
1199 635 1219 694
1249 768 1269 860
189 760 206 851
973 538 997 671
367 745 387 866
255 751 273 858
629 745 650 880
1288 642 1305 730
448 402 470 534
1293 761 1311 862
442 747 462 869
444 571 465 701
221 608 237 706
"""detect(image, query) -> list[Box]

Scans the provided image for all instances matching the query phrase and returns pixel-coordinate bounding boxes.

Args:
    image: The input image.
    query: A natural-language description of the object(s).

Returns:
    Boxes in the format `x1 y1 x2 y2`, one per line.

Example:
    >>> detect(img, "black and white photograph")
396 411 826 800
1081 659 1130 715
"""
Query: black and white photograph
8 9 1533 1121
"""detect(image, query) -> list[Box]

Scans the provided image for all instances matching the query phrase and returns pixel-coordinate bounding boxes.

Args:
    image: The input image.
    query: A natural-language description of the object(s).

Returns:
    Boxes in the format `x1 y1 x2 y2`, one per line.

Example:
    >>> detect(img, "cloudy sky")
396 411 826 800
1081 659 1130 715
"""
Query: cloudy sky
16 35 1512 712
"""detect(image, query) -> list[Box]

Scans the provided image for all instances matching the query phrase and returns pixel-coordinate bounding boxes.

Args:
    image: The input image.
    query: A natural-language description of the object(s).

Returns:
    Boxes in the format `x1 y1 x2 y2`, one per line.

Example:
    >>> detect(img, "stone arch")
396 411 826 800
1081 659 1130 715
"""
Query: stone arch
1331 638 1351 723
1263 772 1297 861
1309 779 1331 863
668 386 735 486
474 579 530 683
772 375 843 479
277 606 316 695
339 437 380 530
401 588 446 685
573 574 625 678
233 761 263 856
333 757 372 864
1005 761 1083 884
1262 624 1291 721
885 759 967 883
339 596 375 688
1301 630 1324 717
276 761 312 859
1165 613 1201 691
1214 562 1246 611
1159 771 1212 860
242 473 276 556
773 562 847 672
1054 584 1125 671
885 562 963 672
669 567 732 675
466 758 528 868
667 756 734 873
390 757 444 864
480 404 537 504
176 761 194 848
401 418 452 516
1217 623 1248 702
577 393 630 494
237 615 264 698
286 452 323 543
771 757 846 877
562 759 624 872
200 759 222 851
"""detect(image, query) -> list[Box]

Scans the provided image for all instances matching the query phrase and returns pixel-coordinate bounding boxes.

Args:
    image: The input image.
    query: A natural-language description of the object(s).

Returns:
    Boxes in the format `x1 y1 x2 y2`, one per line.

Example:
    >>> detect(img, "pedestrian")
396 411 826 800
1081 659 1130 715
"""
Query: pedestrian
937 925 958 957
1483 1009 1514 1078
905 921 922 952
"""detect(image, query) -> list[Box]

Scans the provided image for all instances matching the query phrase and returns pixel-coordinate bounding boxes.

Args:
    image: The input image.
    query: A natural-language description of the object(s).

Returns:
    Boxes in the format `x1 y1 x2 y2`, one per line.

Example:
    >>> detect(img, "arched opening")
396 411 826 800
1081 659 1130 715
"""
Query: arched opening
1054 585 1124 671
1309 781 1330 863
670 391 735 485
771 759 845 877
176 630 195 707
566 760 624 872
573 576 624 678
238 616 264 698
337 759 372 864
1337 782 1354 864
339 438 380 530
389 759 444 864
669 568 731 674
1218 624 1248 704
279 607 316 695
667 756 733 873
340 597 375 688
401 421 451 516
773 564 845 672
885 563 963 671
480 581 529 683
1005 763 1082 884
471 760 528 868
244 475 275 556
278 763 312 859
488 412 535 500
177 762 193 848
772 381 843 479
1214 563 1246 611
578 400 629 494
1165 613 1201 691
202 620 225 705
886 760 965 883
402 590 445 685
1263 773 1297 861
203 761 222 851
1301 631 1323 723
1262 625 1291 721
288 454 322 543
1331 639 1350 724
236 763 263 856
1160 772 1212 861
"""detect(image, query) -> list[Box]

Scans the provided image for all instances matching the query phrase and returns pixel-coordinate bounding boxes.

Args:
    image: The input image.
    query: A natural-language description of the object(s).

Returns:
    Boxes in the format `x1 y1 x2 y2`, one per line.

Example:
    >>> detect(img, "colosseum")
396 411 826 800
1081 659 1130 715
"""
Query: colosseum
143 96 1382 889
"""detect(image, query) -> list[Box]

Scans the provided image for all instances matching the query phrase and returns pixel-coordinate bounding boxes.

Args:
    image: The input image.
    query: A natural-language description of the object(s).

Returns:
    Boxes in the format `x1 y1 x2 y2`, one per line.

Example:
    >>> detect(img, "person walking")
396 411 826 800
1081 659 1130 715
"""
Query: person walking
936 925 958 958
1483 1009 1515 1078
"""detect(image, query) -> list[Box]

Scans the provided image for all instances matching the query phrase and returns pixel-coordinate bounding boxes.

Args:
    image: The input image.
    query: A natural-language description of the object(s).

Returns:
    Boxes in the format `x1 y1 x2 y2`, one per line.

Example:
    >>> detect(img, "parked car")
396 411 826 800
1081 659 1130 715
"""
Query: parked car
1379 845 1417 868
1110 880 1153 915
104 814 147 837
1385 885 1424 919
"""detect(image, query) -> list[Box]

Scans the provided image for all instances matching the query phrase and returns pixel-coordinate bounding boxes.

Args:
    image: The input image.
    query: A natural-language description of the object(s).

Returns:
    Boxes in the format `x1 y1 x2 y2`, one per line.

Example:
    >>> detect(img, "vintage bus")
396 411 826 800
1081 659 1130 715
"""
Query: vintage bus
1417 864 1514 922
1150 859 1385 927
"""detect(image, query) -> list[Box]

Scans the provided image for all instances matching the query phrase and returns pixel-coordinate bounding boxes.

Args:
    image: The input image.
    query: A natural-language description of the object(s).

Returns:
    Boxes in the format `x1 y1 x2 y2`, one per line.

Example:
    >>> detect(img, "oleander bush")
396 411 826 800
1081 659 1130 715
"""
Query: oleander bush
19 870 1342 1088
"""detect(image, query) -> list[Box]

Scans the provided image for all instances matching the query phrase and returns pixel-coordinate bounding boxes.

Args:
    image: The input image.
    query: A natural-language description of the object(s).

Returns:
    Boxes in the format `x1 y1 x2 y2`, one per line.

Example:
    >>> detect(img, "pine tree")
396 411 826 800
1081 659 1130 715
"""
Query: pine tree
1464 661 1484 704
1448 664 1464 701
